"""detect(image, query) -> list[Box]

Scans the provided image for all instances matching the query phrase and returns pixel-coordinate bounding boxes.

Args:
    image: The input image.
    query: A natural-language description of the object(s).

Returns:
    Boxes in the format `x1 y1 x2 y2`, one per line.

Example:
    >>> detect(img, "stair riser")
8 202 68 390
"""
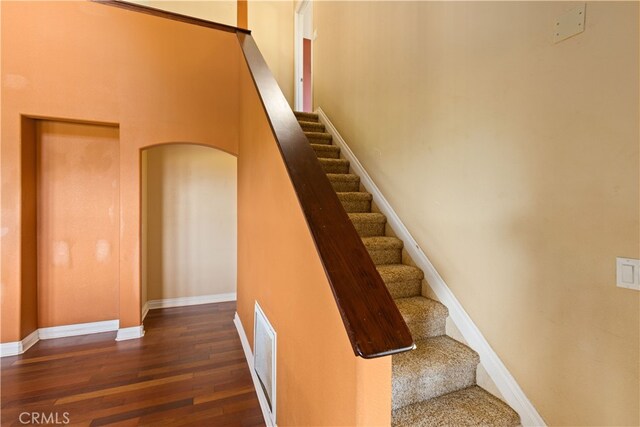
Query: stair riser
312 148 340 159
386 280 422 299
307 136 333 145
392 363 477 410
340 199 371 213
405 317 446 341
351 221 385 237
329 180 359 192
320 162 349 174
295 113 319 122
366 248 402 265
300 123 325 132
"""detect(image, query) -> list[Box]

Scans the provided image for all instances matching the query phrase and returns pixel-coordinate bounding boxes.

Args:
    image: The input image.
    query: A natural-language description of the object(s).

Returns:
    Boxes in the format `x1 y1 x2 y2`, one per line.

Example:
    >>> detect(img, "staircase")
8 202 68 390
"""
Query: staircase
295 111 521 427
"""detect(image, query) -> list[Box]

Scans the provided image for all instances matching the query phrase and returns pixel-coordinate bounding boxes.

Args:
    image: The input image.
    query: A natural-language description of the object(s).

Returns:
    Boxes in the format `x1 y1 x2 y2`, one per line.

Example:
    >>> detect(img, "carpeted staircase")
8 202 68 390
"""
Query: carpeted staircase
295 111 521 427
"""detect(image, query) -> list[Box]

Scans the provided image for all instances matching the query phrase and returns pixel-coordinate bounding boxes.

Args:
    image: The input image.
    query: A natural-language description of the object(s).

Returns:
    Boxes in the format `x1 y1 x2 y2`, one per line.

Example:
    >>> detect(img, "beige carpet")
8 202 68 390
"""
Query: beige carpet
295 111 520 427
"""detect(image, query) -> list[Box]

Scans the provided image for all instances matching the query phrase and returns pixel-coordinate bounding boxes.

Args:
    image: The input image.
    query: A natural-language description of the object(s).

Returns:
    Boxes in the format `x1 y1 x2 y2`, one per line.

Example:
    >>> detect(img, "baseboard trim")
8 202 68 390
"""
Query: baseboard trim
115 325 145 341
2 318 145 357
21 329 40 353
1 319 121 358
141 302 150 322
39 319 119 340
146 293 237 310
317 107 546 427
234 312 277 427
0 330 39 357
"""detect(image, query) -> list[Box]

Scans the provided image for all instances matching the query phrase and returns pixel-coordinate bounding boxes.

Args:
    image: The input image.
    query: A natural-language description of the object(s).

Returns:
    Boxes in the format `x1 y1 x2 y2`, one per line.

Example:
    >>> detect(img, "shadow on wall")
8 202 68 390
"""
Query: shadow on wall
140 143 237 309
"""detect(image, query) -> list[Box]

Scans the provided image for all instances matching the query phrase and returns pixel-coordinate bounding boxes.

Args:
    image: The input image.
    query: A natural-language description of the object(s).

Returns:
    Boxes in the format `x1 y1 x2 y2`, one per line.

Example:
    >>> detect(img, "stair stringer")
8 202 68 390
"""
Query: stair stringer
316 107 546 427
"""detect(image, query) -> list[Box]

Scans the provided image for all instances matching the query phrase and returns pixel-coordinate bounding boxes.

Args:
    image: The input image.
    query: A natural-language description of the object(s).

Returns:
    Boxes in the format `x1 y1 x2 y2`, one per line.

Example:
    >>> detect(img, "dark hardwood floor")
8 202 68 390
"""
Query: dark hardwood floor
1 302 265 426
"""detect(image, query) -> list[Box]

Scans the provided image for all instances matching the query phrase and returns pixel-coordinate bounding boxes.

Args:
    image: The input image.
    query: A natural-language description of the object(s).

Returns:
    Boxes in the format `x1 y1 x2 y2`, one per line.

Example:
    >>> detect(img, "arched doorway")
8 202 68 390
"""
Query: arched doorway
140 143 237 318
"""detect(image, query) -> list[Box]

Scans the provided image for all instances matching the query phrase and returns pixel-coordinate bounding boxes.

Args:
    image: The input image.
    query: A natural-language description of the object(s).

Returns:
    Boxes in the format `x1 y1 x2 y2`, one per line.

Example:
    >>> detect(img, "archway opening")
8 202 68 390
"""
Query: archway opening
141 143 237 318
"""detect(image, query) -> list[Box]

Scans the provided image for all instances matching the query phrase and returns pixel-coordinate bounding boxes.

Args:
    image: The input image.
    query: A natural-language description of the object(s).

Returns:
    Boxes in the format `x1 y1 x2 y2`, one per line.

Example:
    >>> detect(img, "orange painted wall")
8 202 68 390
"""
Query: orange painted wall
237 53 392 426
1 1 240 342
37 121 120 327
237 0 248 29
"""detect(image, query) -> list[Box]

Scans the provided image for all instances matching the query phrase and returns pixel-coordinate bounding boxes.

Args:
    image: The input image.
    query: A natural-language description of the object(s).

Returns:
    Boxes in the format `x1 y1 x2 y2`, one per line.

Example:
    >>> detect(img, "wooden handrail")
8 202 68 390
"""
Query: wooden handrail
237 33 414 358
95 0 415 358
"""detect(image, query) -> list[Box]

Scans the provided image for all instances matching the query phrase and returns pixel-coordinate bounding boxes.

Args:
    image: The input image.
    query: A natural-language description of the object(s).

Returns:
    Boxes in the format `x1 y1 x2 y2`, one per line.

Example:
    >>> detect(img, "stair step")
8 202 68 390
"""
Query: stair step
311 143 340 159
392 336 479 410
327 173 360 192
319 158 349 174
294 111 319 122
305 131 333 145
392 385 521 427
395 296 448 340
362 236 403 265
377 264 423 298
299 120 325 132
337 192 372 213
348 212 386 237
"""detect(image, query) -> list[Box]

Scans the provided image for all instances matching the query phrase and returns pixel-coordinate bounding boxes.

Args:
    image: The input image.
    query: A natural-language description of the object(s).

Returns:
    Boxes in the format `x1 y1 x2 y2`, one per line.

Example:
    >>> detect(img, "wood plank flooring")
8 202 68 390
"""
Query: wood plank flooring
1 302 265 427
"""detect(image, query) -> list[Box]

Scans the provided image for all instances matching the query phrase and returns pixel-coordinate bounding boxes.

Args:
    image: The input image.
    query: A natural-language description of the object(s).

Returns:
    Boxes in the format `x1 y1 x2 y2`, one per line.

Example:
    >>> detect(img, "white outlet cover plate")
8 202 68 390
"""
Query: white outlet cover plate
554 3 586 43
616 257 640 291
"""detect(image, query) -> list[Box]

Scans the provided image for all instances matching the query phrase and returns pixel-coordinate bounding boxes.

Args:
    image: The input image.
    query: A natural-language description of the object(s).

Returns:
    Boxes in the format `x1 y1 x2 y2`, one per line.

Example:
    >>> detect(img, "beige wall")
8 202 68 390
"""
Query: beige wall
142 144 237 303
237 47 391 426
128 0 237 27
313 2 639 426
1 1 241 342
248 0 295 105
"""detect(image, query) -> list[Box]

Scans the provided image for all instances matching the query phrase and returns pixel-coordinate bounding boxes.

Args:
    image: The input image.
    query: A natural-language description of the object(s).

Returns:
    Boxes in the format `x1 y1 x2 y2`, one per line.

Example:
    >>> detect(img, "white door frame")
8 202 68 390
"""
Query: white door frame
294 0 311 111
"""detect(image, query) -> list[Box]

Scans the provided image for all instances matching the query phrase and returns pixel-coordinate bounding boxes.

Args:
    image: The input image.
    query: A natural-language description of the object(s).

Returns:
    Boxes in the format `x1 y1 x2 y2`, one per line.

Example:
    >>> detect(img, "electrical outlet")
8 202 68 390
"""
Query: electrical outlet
616 257 640 291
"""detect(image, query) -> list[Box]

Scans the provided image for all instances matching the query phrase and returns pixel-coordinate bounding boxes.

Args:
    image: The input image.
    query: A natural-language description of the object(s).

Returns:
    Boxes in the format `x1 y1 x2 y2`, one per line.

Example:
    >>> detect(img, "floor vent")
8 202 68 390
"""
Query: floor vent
254 302 276 424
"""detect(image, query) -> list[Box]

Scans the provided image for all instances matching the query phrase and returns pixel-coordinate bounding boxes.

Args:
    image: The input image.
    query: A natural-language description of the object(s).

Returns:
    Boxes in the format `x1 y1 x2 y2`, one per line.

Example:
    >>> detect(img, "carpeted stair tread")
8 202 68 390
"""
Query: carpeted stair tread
299 120 325 132
294 111 319 122
337 192 373 213
395 296 448 340
327 173 360 192
392 386 521 427
362 236 403 265
377 264 424 283
337 191 372 201
362 236 404 249
311 144 340 159
319 158 350 174
348 212 386 237
376 264 423 298
392 336 479 410
305 131 333 145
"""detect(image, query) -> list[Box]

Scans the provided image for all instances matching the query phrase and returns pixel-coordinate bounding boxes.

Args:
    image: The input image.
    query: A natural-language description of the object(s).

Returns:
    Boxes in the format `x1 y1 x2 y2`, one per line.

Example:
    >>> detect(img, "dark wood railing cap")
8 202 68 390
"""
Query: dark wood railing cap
237 33 414 358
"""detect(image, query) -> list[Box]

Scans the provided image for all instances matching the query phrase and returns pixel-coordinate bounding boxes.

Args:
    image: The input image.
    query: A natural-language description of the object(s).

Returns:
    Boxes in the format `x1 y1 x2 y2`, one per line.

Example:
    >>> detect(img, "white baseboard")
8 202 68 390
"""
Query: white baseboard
2 294 234 356
0 341 22 357
115 325 145 341
39 319 119 340
21 329 40 352
234 312 277 427
0 330 39 357
141 302 150 322
1 319 120 358
146 292 236 310
317 107 546 427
